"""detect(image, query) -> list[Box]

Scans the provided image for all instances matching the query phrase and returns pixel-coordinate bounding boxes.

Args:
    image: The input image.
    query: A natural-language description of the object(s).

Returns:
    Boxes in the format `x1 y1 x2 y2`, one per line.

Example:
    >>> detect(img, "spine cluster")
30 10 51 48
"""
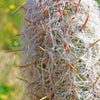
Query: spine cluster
20 0 100 100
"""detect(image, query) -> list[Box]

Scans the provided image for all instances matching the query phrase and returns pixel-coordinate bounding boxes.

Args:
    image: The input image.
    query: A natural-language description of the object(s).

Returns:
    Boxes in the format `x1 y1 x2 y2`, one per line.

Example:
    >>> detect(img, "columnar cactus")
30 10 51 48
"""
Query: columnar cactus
20 0 100 99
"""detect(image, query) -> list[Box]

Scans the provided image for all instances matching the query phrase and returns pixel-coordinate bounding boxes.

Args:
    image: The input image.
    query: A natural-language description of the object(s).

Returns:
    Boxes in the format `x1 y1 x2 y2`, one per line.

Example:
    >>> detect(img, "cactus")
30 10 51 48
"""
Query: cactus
19 0 100 100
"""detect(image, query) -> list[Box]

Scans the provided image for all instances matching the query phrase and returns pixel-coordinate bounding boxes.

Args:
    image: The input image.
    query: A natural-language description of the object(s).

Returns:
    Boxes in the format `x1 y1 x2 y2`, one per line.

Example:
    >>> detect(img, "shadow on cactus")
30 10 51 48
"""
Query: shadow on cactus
16 0 100 100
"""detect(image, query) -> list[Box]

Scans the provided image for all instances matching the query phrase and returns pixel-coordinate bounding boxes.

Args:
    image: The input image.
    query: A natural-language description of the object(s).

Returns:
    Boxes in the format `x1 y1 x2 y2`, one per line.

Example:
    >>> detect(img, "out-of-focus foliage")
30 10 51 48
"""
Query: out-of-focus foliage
0 82 14 100
0 49 25 100
0 0 25 100
96 0 100 7
0 0 25 50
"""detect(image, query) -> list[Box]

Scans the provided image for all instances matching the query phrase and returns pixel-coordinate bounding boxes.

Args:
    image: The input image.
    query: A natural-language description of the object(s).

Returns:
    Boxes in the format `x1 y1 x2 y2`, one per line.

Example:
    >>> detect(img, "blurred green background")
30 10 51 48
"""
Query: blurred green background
0 0 26 100
0 0 99 100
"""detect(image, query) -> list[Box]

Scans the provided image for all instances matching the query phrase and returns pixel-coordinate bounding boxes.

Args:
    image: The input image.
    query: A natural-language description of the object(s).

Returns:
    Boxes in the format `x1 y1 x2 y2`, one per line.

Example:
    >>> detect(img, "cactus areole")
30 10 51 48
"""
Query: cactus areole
20 0 100 100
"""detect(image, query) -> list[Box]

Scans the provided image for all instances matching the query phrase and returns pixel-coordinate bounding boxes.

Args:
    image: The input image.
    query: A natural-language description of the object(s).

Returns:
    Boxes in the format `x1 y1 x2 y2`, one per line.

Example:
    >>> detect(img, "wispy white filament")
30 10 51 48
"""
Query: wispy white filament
21 0 100 99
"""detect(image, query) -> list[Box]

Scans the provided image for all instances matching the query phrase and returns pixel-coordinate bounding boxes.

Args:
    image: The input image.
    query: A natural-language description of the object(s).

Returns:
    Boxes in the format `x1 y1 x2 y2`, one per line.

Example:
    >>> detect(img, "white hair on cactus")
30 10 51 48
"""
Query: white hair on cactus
20 0 100 99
